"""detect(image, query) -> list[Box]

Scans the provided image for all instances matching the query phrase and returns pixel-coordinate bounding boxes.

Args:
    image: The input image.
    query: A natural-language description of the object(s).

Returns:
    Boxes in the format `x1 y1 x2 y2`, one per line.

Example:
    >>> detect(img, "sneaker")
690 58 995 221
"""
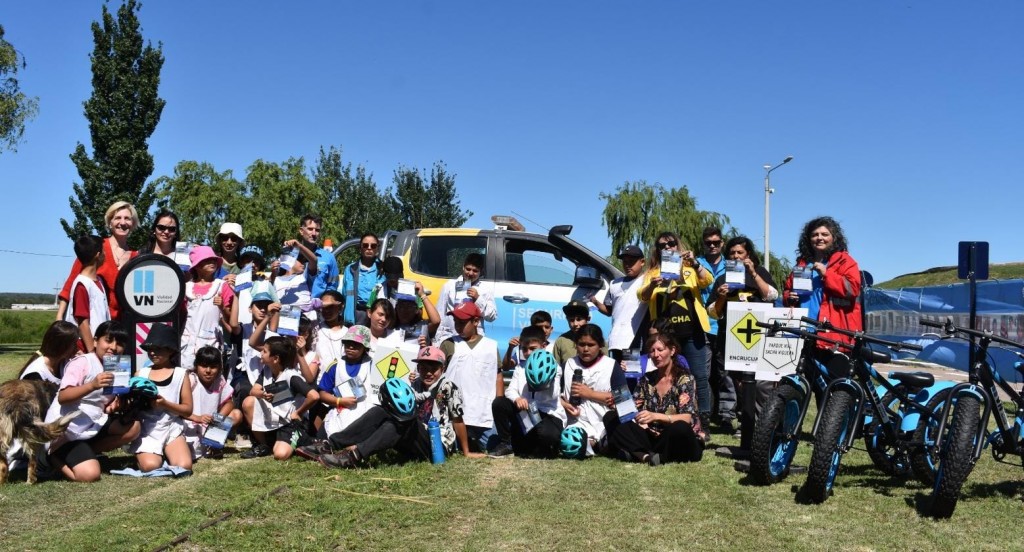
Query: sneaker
319 449 361 469
646 453 661 467
233 434 252 449
205 448 225 460
240 444 271 459
487 442 515 458
295 441 332 462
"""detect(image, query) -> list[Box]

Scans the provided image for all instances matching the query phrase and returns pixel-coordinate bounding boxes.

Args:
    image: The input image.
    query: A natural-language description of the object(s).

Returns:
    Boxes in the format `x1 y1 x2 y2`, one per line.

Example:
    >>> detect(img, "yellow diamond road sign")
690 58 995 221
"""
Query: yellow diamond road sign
730 312 763 350
375 351 411 380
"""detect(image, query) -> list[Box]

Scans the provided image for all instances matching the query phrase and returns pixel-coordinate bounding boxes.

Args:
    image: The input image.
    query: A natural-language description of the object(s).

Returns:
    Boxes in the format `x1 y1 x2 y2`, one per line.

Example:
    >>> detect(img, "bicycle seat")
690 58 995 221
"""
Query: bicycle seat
889 371 935 389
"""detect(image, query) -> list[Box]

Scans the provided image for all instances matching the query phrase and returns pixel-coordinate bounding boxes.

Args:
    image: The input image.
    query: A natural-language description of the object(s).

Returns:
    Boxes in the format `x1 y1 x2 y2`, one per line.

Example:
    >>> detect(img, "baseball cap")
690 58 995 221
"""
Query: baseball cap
250 280 278 303
449 301 482 320
617 244 643 259
383 256 404 279
414 346 446 364
562 299 590 318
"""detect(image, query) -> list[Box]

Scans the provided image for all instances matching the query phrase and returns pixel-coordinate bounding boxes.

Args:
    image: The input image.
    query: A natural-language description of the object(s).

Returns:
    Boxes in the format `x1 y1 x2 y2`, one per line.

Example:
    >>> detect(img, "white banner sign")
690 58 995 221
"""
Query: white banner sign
723 302 808 381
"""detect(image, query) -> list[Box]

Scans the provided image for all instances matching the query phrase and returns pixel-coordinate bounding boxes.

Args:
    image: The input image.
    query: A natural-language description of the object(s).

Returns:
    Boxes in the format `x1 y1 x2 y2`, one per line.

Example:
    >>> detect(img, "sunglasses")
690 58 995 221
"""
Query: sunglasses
657 240 677 249
155 224 178 233
220 234 241 242
704 240 722 247
361 243 379 250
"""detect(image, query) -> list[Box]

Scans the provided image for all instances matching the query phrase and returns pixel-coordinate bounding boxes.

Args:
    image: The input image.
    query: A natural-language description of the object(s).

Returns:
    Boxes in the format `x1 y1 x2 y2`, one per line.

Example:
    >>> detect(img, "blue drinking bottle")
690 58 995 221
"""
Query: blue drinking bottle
428 418 445 464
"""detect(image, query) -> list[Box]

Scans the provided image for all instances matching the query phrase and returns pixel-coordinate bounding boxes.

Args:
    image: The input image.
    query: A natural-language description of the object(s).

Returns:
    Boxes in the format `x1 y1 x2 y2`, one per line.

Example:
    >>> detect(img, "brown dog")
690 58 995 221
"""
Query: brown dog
0 379 78 484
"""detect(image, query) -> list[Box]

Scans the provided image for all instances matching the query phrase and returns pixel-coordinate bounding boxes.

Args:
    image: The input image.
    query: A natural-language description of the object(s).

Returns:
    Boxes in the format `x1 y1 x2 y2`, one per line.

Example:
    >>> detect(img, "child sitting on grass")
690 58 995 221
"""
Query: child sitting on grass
131 323 194 472
490 327 565 458
45 321 140 482
316 346 483 468
183 346 242 460
240 336 319 460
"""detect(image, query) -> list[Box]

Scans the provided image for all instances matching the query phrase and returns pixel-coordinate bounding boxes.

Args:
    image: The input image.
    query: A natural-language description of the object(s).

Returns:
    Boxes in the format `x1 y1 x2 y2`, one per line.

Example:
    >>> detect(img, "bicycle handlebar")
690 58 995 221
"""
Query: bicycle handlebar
800 317 923 352
756 321 845 349
918 317 1024 350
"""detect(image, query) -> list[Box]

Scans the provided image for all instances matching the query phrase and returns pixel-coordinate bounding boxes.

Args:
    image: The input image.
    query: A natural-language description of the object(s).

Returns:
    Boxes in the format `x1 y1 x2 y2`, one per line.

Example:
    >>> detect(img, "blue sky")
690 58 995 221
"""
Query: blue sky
2 1 1021 295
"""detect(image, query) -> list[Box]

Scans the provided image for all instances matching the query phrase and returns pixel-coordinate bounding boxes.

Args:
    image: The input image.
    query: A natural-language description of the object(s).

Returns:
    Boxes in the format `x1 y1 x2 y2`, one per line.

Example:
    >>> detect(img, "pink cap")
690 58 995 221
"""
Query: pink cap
414 346 446 364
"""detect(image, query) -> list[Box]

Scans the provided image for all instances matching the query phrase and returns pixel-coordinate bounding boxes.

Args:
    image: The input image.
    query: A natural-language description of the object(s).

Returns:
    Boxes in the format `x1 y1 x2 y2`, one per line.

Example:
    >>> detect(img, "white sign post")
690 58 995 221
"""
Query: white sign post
723 302 807 381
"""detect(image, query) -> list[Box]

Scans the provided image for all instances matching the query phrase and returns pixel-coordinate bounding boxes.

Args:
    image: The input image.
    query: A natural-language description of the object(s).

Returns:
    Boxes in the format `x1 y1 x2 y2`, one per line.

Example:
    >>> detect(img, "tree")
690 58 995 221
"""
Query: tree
390 161 472 230
0 25 39 153
236 157 323 256
599 180 730 255
313 145 399 242
155 161 243 245
60 0 165 246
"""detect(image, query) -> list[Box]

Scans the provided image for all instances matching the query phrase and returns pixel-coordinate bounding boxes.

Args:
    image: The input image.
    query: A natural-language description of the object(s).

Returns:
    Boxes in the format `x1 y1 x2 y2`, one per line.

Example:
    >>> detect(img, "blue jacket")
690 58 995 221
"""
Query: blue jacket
307 247 340 299
341 259 384 324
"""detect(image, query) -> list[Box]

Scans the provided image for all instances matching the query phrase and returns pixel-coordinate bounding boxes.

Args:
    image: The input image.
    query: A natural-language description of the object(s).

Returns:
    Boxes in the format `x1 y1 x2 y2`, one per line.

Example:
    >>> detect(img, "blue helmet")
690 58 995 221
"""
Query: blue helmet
560 426 588 459
128 376 159 399
380 378 416 422
525 350 557 392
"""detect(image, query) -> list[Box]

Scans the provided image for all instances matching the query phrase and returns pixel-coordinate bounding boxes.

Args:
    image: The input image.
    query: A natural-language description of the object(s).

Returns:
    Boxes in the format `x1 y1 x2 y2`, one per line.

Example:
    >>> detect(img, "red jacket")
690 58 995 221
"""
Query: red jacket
785 250 862 348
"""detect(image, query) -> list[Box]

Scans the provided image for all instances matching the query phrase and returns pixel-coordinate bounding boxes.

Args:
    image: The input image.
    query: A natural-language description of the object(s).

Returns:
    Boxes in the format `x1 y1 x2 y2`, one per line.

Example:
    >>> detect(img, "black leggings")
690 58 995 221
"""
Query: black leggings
602 410 703 464
327 406 430 461
491 397 563 458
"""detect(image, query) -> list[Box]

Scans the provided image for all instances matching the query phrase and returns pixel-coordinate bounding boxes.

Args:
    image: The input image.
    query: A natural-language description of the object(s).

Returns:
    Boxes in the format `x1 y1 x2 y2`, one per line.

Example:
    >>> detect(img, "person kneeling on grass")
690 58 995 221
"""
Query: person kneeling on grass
489 328 565 458
240 336 320 460
602 333 705 466
314 346 484 468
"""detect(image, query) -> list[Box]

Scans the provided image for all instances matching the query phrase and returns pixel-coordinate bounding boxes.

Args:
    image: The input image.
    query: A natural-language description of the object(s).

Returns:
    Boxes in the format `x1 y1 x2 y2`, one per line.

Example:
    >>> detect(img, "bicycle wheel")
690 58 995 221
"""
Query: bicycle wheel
931 393 982 519
864 390 911 476
803 386 857 504
750 384 805 485
910 388 951 485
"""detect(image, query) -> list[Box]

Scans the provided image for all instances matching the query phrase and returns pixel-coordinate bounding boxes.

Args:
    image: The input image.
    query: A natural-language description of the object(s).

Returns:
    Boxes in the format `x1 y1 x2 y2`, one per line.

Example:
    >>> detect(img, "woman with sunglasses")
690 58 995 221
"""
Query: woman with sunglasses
341 233 386 326
637 231 714 439
57 201 141 321
145 209 182 257
214 222 245 283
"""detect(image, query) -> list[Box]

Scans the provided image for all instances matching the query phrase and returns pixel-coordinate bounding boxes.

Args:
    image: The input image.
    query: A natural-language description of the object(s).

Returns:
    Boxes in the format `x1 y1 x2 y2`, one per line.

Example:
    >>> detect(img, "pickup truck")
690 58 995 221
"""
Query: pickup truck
334 224 623 345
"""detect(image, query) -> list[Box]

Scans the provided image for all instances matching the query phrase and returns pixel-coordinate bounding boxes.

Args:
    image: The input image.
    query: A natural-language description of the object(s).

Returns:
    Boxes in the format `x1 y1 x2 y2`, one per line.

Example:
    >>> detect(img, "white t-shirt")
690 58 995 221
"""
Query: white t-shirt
605 274 646 350
561 355 615 443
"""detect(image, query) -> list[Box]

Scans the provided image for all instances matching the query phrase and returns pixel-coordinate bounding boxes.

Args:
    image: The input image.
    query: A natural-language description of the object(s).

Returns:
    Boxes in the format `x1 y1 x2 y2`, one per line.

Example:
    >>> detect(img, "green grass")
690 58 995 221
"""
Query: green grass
2 348 1022 550
876 262 1024 289
0 309 57 345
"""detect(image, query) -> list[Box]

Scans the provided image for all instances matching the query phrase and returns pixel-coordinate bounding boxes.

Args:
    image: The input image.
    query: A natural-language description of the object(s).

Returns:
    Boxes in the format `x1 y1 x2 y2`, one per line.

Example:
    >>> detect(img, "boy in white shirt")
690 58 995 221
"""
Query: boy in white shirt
439 301 502 452
433 253 497 345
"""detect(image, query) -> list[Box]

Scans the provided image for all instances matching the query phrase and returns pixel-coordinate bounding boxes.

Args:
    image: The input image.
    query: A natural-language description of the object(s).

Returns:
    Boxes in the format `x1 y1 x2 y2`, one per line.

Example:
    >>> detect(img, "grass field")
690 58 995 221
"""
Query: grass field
0 309 57 345
1 349 1022 551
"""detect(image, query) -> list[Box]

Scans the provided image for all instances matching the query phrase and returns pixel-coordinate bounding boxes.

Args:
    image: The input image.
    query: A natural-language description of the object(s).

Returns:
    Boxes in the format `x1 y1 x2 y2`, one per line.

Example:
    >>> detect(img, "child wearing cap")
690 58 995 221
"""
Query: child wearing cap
438 301 502 453
591 245 648 359
366 256 406 308
316 346 483 468
131 323 195 471
490 326 566 458
294 326 373 460
432 252 497 346
181 245 238 371
382 281 440 349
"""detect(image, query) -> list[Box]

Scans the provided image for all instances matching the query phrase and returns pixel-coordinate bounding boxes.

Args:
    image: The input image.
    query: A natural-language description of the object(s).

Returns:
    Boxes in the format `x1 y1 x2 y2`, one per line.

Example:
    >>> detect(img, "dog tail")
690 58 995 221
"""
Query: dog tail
0 414 13 453
27 410 80 443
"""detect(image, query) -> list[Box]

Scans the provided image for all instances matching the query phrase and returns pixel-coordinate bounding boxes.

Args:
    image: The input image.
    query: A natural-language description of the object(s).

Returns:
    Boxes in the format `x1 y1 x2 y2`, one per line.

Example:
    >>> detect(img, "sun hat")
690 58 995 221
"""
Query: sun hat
216 222 244 241
188 245 223 273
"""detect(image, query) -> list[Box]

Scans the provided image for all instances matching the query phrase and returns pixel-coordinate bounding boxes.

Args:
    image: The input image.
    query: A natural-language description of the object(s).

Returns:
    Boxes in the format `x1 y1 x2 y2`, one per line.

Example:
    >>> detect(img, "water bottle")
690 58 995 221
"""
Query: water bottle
428 418 445 464
570 368 584 407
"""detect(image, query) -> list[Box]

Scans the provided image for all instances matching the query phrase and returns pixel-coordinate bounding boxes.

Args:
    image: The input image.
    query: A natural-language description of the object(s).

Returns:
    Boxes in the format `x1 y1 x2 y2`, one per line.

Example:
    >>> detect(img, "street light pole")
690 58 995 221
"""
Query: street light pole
763 155 793 270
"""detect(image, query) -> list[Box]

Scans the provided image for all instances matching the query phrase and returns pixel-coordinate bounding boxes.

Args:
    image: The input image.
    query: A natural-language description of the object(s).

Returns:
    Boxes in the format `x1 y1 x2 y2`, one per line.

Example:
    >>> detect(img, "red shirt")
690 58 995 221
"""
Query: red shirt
60 239 137 320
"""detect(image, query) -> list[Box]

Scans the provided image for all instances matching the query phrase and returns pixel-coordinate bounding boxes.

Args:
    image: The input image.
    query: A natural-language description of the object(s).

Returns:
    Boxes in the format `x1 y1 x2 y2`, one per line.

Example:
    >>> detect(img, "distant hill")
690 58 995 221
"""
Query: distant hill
0 293 55 309
875 262 1024 289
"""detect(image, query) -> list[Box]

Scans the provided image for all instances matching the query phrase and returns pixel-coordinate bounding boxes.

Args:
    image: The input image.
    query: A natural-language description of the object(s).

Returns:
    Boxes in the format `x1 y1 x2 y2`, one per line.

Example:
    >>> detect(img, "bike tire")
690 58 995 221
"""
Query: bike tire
864 390 911 476
931 393 982 519
910 388 951 485
750 384 805 485
803 386 857 504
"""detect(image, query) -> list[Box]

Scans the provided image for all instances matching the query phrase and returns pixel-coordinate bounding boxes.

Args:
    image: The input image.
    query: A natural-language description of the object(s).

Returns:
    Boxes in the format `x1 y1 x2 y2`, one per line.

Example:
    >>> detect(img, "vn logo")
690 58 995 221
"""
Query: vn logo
133 270 156 306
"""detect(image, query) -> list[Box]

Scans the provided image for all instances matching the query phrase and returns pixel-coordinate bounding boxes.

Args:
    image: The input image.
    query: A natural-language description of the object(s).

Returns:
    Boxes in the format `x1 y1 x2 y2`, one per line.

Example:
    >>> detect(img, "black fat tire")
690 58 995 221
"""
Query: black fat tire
910 388 951 485
931 394 981 519
864 391 910 476
803 387 857 504
750 384 805 485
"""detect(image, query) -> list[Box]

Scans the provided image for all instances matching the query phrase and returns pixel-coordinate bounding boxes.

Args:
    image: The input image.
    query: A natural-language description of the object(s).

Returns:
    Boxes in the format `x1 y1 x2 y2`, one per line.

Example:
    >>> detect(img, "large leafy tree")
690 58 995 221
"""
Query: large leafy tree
314 145 399 243
600 180 730 255
390 161 472 230
0 25 39 154
60 0 164 246
237 157 323 256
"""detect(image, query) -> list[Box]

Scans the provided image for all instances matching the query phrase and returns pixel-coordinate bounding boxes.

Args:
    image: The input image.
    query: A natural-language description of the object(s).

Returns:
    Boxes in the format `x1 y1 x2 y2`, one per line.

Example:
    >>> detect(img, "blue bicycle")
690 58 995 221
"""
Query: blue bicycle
919 318 1024 518
796 318 957 503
